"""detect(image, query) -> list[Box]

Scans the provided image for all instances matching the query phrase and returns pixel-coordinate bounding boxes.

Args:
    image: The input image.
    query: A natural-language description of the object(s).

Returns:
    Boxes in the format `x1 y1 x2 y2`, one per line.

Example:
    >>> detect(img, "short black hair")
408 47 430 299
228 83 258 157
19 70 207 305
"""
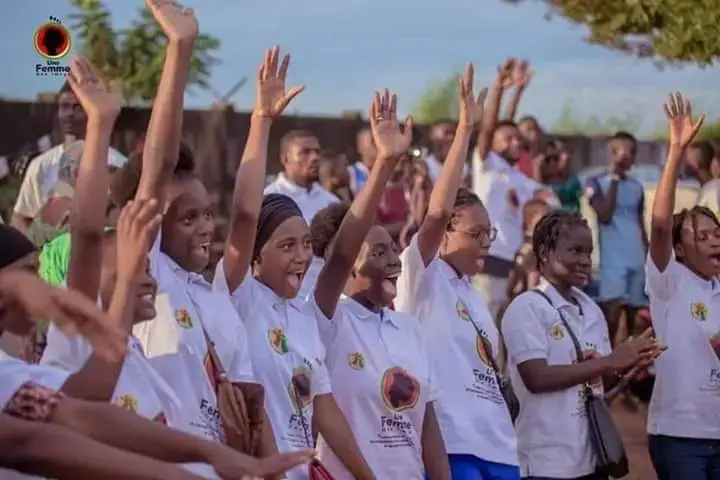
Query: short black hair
58 81 72 95
492 120 518 136
109 142 195 208
609 130 637 144
280 130 316 158
689 141 716 170
517 115 538 125
671 206 720 247
532 210 588 268
309 202 350 258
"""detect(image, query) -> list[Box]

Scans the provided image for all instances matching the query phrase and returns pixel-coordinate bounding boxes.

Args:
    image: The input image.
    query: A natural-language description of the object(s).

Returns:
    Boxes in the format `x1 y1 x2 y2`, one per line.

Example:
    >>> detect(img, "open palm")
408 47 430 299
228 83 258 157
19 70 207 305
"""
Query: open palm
254 46 305 118
664 91 705 148
369 89 413 159
458 63 488 127
145 0 198 42
68 56 122 119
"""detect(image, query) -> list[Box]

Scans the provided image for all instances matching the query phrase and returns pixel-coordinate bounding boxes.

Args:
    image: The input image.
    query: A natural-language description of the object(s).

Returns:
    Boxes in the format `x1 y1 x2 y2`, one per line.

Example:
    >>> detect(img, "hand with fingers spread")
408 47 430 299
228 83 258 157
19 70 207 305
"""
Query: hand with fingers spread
0 271 128 362
67 56 122 121
145 0 198 43
254 46 305 119
368 89 414 160
496 58 516 88
457 63 489 127
208 447 314 480
511 60 534 89
664 91 705 149
115 198 162 282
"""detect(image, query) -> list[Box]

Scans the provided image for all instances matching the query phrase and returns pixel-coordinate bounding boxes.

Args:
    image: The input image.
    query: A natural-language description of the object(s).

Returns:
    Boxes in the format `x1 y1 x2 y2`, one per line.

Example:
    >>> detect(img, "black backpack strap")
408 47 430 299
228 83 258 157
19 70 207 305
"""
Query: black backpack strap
528 289 584 362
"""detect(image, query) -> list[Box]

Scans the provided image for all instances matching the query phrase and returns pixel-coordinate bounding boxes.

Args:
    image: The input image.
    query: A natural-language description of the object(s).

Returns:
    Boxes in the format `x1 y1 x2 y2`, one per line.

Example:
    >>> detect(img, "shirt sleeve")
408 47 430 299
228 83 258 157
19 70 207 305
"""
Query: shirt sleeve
395 234 432 315
226 320 255 383
213 258 254 321
0 358 70 411
13 156 45 218
645 251 679 301
501 293 550 364
310 338 332 396
39 324 92 373
309 295 343 347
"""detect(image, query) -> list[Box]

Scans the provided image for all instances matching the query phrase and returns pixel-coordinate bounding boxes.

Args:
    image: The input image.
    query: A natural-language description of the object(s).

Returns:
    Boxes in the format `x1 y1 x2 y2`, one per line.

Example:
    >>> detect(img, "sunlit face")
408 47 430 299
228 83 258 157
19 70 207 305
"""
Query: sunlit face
282 136 321 184
492 125 522 163
346 225 401 308
254 216 312 299
0 252 39 336
441 203 494 276
609 138 637 173
161 177 215 273
675 213 720 280
539 223 593 289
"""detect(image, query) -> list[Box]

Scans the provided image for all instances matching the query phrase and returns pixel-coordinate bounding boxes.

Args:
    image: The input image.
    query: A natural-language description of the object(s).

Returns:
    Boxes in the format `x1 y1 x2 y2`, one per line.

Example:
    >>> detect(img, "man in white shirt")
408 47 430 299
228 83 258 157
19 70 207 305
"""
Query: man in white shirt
425 120 470 185
347 127 375 195
11 82 127 234
264 130 338 299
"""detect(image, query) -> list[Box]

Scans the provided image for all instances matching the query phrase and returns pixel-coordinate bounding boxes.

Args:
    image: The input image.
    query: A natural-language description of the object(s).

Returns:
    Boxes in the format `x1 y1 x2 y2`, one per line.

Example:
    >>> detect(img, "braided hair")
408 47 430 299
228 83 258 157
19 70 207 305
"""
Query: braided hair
671 206 720 262
532 210 589 269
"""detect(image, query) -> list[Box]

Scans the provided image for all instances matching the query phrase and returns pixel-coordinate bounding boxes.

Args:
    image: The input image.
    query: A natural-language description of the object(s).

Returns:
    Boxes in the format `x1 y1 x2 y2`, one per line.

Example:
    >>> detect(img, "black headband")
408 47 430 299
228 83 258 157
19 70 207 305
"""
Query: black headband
0 224 37 270
254 194 303 261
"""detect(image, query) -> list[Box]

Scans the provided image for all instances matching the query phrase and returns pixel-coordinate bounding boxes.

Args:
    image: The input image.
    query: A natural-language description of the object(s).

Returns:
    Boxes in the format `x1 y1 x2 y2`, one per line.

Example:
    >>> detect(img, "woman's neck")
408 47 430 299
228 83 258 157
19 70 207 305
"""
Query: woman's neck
349 293 383 313
543 274 574 301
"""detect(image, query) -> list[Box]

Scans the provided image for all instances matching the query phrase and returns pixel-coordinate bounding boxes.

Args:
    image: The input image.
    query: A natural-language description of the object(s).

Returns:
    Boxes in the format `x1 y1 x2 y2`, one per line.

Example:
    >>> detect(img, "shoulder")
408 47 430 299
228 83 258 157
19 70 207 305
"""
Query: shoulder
386 309 422 335
28 145 64 172
503 290 555 324
263 180 281 194
572 287 604 319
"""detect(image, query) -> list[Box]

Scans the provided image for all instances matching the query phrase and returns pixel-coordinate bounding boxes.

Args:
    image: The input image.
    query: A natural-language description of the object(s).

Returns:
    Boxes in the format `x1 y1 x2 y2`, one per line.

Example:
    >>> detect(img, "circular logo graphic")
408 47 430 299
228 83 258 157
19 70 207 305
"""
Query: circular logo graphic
475 334 492 366
380 367 420 412
34 22 72 60
549 324 565 340
115 394 138 413
203 351 218 392
348 352 366 370
175 308 193 329
710 333 720 361
456 300 470 322
288 366 312 410
268 327 289 354
692 302 708 321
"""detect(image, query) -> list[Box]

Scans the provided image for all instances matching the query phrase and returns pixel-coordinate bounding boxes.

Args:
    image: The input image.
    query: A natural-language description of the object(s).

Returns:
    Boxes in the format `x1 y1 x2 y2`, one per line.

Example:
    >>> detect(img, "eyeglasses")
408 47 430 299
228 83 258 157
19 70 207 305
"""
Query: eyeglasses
448 226 498 243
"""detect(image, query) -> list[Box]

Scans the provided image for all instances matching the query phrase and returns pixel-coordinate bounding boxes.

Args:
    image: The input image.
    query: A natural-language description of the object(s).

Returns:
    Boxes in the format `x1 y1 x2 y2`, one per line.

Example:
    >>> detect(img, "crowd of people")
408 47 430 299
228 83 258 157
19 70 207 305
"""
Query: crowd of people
1 1 719 479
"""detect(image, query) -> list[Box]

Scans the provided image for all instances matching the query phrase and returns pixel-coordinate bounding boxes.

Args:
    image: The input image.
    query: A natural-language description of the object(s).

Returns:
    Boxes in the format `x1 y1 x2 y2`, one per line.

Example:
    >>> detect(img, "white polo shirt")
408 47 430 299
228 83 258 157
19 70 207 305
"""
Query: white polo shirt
312 296 437 480
214 260 331 480
471 151 539 261
501 280 611 478
13 143 127 219
395 236 518 466
133 235 255 444
645 253 720 439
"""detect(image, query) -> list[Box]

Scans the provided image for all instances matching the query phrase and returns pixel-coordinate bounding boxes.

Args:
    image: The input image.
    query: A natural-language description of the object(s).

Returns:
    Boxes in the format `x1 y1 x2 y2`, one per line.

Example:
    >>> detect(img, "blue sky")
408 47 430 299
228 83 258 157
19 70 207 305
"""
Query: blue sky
2 0 718 135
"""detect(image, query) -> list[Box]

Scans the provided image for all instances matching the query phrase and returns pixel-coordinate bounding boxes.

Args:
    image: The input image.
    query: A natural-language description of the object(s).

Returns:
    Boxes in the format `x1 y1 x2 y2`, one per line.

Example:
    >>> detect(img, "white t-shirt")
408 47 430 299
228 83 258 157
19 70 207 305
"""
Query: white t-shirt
501 280 611 478
645 252 720 439
426 154 469 185
313 296 437 480
134 235 255 444
698 178 720 215
471 151 539 261
13 143 127 219
394 236 518 466
214 260 332 480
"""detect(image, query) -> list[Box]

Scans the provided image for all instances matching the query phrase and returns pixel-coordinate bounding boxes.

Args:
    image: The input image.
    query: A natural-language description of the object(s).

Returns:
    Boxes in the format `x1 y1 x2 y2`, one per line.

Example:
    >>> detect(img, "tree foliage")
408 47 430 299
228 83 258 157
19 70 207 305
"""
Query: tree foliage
70 0 220 104
503 0 720 66
553 100 643 136
411 72 460 124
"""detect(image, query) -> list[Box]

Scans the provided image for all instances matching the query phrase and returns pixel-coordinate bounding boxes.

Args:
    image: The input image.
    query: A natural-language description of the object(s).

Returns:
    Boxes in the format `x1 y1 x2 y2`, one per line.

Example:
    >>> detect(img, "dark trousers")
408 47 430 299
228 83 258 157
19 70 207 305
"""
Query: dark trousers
649 434 720 480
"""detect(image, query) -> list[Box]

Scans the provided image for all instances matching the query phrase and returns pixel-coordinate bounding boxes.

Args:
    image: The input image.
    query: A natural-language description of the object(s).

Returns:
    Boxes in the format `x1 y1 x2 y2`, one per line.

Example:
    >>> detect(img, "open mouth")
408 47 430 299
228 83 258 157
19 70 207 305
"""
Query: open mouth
709 253 720 268
193 242 210 257
136 292 157 320
286 271 305 291
382 271 400 298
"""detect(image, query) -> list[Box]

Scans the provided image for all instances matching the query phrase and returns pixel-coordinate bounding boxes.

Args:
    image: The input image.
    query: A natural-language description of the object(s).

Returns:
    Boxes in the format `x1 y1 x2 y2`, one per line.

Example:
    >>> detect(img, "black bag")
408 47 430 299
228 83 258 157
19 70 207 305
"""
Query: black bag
463 301 520 422
531 290 629 479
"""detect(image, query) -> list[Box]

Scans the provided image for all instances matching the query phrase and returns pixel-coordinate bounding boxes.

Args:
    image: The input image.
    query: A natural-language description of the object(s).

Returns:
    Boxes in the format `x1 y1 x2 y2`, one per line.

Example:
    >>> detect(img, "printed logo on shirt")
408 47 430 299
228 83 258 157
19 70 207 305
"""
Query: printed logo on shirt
348 352 366 370
549 324 565 340
456 300 470 322
115 394 138 413
268 327 289 354
175 308 193 329
692 302 709 321
579 349 603 390
153 412 167 425
204 351 218 392
380 366 420 412
710 333 720 361
288 366 312 411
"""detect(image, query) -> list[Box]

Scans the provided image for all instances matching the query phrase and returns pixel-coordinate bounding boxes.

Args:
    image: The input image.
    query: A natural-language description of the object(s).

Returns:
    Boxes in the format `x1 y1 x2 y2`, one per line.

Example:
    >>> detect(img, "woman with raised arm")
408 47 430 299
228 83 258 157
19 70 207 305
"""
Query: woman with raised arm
309 88 449 480
393 66 519 479
645 93 720 480
213 46 373 480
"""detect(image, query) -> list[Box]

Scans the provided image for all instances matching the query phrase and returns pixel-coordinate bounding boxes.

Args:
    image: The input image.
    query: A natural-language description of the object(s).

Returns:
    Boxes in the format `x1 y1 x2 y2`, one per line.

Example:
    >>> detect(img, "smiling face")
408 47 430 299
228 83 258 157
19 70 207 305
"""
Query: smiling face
539 222 593 289
254 216 313 299
674 211 720 280
346 225 401 308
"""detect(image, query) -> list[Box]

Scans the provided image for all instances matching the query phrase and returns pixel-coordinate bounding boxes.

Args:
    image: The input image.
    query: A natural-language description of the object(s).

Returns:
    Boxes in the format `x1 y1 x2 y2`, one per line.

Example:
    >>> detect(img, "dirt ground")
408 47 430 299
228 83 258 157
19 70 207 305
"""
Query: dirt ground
612 403 657 480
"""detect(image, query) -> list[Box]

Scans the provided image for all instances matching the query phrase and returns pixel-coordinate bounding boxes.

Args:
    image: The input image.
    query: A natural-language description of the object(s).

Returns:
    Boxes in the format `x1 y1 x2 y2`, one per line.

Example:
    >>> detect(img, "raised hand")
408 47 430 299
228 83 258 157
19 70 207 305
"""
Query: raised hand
664 91 705 148
496 58 516 88
115 198 162 282
254 46 305 118
145 0 198 43
458 63 489 127
511 60 534 89
368 89 413 160
0 271 128 362
67 56 122 120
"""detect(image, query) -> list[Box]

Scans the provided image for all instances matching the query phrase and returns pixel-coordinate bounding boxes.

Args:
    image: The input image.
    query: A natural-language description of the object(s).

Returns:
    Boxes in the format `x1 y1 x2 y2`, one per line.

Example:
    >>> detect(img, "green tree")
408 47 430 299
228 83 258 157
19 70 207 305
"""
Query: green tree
553 100 643 136
70 0 220 104
503 0 720 66
411 72 460 124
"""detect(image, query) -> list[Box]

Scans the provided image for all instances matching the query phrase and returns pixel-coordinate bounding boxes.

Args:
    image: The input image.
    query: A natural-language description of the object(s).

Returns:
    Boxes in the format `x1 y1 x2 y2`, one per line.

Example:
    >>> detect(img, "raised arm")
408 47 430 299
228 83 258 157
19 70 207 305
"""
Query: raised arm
503 60 533 121
66 57 122 301
314 90 411 318
135 0 197 206
475 58 514 161
223 47 304 292
650 93 705 271
416 64 487 266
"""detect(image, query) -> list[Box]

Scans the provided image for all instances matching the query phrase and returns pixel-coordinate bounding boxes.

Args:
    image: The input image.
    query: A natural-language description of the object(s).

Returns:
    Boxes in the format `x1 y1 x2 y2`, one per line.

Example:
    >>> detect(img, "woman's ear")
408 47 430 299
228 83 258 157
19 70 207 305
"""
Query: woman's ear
675 243 686 260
